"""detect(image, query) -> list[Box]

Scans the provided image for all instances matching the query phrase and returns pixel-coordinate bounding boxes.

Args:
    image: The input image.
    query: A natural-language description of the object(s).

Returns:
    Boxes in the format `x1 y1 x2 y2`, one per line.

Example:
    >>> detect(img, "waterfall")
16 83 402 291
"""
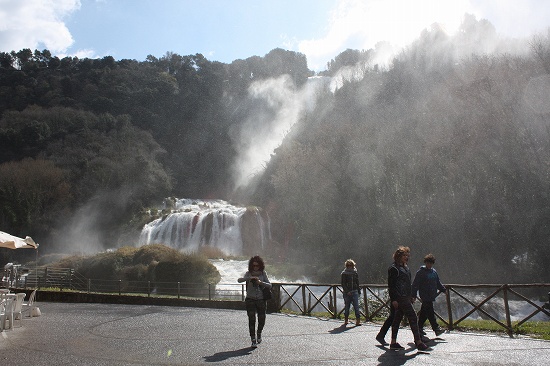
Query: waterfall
139 198 270 256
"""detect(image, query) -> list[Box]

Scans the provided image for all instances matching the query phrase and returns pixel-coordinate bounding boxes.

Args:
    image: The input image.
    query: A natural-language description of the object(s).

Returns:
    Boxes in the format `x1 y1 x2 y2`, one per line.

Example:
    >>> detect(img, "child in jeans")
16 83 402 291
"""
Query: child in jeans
341 259 361 326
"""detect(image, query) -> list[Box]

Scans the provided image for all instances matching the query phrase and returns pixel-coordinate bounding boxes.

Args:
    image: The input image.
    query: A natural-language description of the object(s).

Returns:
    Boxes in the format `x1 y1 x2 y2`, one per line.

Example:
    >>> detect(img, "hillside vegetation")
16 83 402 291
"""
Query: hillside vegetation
1 15 550 284
48 244 221 285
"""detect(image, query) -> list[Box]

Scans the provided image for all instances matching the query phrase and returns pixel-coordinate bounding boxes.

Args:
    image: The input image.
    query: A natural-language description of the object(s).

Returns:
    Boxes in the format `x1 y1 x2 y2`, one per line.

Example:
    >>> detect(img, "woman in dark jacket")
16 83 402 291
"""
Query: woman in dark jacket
341 259 361 326
238 255 272 348
388 246 428 351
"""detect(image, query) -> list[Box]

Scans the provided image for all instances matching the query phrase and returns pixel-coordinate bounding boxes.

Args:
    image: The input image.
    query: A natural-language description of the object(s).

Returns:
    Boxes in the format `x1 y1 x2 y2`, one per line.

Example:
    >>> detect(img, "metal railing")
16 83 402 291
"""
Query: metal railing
8 266 246 301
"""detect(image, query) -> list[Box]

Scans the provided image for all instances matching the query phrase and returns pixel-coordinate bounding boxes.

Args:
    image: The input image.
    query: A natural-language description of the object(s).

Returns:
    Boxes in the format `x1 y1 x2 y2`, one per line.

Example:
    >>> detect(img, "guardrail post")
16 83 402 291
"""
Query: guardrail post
177 282 181 299
208 284 212 300
302 285 307 315
332 286 337 318
118 280 122 295
87 278 91 294
503 285 513 337
363 286 369 320
446 286 453 330
273 283 282 312
147 281 151 297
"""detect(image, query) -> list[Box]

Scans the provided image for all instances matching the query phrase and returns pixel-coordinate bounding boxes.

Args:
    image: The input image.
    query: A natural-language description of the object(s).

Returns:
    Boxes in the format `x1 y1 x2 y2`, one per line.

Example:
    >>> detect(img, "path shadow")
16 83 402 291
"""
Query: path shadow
375 341 435 365
429 338 447 347
203 347 253 362
423 337 446 347
406 341 434 352
328 323 354 334
376 347 419 366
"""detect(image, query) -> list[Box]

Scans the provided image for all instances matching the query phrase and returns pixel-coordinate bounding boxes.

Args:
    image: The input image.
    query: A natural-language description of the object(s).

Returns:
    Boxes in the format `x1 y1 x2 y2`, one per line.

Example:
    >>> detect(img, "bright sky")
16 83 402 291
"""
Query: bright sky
0 0 549 71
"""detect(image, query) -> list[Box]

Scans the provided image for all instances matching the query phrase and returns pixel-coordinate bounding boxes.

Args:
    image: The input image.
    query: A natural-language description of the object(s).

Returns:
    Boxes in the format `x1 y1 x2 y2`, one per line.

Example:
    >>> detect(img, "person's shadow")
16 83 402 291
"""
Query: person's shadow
203 347 253 362
328 323 353 334
377 350 418 366
376 344 421 366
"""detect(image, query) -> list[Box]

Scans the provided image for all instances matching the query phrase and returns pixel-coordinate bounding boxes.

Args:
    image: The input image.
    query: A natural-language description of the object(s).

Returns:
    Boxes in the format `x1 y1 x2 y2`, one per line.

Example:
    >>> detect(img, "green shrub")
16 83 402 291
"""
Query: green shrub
133 243 179 264
46 244 220 285
154 254 221 285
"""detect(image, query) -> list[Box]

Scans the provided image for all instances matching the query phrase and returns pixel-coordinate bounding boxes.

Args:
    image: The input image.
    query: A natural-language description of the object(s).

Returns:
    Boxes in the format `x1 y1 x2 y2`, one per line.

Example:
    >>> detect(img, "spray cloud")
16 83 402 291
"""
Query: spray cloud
231 74 327 189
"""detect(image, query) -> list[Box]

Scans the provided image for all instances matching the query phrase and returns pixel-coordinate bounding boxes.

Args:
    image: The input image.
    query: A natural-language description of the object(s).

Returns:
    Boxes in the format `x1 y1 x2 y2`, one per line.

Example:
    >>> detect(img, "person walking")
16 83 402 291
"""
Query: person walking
238 255 272 348
376 248 413 346
375 306 395 346
341 259 362 326
412 253 446 337
388 246 428 351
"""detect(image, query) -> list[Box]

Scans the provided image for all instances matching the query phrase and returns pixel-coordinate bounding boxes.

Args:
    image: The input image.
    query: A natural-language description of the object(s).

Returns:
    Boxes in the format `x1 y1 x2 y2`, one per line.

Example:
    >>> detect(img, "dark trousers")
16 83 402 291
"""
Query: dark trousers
245 298 266 339
418 300 439 331
391 298 421 343
377 302 395 337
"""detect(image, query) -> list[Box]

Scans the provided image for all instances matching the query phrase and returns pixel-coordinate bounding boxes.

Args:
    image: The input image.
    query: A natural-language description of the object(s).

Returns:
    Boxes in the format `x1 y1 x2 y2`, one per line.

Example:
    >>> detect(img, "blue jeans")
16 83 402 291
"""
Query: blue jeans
343 290 361 318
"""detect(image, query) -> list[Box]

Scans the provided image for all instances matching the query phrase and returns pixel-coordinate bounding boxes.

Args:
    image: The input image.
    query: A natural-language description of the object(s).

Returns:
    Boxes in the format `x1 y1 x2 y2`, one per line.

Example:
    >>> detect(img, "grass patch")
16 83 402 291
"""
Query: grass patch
453 319 550 340
512 321 550 340
280 309 550 340
39 287 79 292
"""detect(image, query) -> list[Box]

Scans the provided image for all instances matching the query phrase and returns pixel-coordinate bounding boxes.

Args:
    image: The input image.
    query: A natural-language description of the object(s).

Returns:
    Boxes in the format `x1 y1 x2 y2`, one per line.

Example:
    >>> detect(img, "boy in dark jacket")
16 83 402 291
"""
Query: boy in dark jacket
412 253 446 336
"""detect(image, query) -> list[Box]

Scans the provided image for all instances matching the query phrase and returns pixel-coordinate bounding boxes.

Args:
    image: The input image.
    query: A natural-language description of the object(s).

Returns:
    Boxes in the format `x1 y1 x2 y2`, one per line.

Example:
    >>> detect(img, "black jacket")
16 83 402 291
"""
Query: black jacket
388 262 412 301
341 268 360 293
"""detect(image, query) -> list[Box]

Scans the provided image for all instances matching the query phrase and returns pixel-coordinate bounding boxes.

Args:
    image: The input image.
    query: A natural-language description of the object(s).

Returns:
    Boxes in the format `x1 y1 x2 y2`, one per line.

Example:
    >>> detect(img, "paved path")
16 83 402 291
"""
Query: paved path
1 302 548 365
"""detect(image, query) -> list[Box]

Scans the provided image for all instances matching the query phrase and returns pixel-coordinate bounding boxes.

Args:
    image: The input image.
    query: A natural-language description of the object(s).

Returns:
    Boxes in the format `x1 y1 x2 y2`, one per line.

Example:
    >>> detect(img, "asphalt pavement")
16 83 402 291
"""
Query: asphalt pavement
1 302 548 365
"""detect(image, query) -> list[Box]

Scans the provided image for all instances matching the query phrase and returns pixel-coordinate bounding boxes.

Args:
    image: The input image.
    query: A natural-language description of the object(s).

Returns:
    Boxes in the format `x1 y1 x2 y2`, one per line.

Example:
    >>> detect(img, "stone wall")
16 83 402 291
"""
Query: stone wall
17 289 245 310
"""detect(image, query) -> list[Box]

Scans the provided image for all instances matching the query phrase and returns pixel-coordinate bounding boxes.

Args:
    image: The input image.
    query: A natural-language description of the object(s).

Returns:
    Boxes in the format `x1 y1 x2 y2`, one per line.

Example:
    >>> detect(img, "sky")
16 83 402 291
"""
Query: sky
1 0 550 72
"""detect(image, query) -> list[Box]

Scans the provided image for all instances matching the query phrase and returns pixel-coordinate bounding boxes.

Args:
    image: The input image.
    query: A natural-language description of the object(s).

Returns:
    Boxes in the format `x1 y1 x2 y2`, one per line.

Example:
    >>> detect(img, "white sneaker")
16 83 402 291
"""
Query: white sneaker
251 339 257 348
257 338 262 344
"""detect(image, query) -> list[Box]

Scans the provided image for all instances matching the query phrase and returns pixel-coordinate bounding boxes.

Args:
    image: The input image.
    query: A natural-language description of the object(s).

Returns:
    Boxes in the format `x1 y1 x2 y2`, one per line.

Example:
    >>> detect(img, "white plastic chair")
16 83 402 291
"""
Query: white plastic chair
21 289 37 317
12 292 26 326
0 297 14 331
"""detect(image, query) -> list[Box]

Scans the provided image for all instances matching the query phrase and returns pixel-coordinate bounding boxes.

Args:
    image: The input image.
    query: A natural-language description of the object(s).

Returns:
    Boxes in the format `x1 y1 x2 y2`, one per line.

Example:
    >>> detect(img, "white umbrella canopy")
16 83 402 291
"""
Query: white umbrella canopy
0 231 38 249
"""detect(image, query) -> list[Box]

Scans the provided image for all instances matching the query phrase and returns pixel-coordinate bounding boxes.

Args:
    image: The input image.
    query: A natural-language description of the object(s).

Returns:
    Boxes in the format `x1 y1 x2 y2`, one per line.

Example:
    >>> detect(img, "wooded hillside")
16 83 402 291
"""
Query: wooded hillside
1 16 549 283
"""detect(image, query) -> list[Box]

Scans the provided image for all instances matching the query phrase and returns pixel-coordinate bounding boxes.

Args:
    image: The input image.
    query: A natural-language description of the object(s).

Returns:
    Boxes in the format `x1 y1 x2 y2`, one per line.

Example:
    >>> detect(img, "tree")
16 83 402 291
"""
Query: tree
0 158 71 235
529 30 550 73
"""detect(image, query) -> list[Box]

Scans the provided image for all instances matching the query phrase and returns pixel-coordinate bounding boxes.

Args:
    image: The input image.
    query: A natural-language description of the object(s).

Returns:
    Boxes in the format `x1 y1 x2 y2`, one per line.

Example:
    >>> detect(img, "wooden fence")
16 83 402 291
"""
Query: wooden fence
271 282 550 336
6 267 550 337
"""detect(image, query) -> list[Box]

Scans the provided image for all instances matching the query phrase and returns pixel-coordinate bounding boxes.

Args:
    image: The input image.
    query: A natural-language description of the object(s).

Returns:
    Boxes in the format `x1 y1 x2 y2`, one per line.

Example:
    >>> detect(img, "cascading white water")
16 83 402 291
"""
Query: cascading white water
139 198 270 256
